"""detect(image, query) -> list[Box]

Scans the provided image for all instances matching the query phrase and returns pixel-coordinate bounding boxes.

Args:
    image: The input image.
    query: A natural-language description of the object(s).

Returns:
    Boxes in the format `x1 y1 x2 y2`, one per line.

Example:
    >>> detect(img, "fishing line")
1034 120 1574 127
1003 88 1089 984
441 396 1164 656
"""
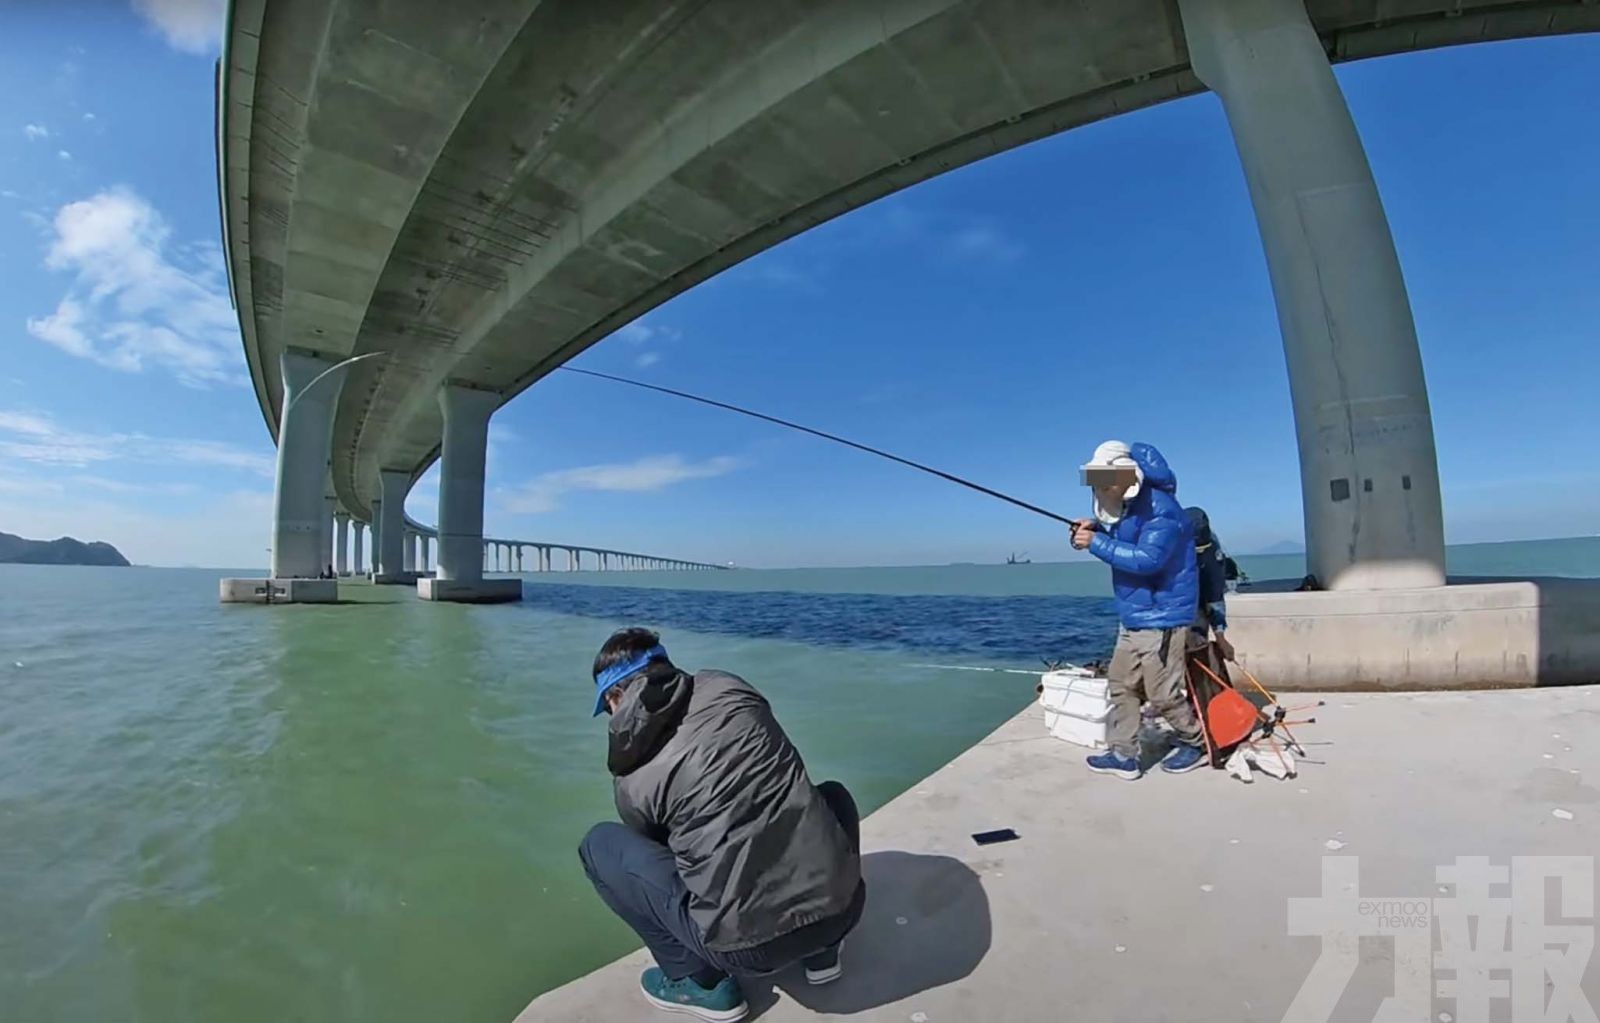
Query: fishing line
557 367 1076 527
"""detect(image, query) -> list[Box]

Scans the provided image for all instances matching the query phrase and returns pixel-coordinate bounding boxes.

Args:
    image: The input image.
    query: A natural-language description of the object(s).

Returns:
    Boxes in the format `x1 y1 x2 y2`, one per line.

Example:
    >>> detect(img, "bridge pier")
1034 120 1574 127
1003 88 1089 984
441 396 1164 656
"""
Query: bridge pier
1179 0 1444 591
402 530 416 574
1170 0 1600 688
420 534 431 575
352 521 365 576
373 470 411 583
222 350 350 603
420 384 521 603
334 511 349 576
370 500 382 577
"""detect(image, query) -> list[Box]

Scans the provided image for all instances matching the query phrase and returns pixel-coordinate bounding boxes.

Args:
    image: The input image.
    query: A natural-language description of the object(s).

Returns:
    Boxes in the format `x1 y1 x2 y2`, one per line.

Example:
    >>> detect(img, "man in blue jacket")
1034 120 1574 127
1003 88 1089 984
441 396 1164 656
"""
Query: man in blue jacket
1071 440 1206 780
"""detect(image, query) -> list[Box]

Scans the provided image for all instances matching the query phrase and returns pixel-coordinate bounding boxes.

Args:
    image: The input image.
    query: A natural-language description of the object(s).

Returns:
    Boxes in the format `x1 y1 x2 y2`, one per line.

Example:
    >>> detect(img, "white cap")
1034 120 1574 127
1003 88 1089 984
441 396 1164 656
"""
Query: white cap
1088 439 1133 467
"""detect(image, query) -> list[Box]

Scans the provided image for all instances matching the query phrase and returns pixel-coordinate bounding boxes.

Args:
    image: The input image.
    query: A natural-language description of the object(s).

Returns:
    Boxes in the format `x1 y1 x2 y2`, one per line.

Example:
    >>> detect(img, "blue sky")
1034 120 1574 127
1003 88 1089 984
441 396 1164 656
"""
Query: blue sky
1 4 1596 569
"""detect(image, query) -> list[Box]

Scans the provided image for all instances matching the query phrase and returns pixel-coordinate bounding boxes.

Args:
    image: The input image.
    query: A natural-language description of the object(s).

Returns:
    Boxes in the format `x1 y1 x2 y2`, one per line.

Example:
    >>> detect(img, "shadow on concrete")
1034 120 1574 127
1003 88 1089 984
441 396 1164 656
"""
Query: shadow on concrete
745 851 990 1018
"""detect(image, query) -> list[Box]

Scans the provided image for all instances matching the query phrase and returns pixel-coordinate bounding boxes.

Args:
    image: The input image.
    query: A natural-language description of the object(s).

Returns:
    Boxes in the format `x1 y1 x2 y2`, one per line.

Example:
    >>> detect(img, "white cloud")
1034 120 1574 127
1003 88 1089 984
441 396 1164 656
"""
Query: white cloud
83 113 96 122
57 150 72 161
27 188 243 387
498 454 740 514
0 408 272 476
616 322 655 344
132 0 225 55
24 124 49 140
636 351 661 369
947 222 1024 262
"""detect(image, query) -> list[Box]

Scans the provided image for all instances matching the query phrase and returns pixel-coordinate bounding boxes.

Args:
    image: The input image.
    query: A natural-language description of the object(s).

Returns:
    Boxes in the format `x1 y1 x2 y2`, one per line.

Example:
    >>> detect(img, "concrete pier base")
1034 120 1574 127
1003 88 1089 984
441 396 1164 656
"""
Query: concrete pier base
514 687 1600 1022
219 577 338 604
371 571 418 586
1230 578 1600 689
417 577 522 604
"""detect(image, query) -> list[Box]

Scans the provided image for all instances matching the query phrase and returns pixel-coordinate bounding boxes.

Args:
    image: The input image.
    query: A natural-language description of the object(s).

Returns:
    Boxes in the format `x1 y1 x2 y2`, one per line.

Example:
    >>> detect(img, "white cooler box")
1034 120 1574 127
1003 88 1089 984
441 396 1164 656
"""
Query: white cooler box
1039 668 1110 748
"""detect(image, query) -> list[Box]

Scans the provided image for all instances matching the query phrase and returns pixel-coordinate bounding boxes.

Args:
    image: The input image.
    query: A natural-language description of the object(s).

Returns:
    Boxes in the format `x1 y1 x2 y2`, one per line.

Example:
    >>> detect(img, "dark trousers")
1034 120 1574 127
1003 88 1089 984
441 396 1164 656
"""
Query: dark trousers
579 781 866 981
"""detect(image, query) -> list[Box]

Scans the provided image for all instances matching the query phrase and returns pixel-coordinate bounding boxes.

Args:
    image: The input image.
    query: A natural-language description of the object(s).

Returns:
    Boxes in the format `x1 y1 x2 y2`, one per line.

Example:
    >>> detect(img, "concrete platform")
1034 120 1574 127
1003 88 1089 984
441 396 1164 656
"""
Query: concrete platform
371 571 419 586
1230 578 1600 689
515 687 1600 1022
417 577 523 603
218 577 338 604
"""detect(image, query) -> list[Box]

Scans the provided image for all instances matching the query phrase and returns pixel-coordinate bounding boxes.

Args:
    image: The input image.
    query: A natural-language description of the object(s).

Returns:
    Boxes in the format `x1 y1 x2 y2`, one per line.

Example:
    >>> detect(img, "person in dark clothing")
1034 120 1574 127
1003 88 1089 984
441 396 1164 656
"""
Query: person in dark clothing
1186 506 1236 664
578 628 865 1022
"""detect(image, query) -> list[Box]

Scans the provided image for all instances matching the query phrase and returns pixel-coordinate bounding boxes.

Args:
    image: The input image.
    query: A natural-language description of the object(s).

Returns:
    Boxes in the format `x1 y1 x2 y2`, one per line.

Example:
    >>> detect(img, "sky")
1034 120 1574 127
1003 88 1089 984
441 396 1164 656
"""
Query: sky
1 3 1596 569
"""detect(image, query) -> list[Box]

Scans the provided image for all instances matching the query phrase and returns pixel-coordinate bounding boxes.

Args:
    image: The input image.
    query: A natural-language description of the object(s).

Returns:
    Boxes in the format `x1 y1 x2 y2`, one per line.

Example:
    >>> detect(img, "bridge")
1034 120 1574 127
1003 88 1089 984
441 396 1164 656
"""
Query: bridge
214 0 1600 681
320 512 722 581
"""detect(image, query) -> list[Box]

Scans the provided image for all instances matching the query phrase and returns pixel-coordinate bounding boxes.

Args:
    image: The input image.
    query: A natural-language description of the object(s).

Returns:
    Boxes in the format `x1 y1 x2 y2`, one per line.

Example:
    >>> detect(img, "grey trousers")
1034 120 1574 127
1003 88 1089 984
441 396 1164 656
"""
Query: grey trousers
1106 625 1205 757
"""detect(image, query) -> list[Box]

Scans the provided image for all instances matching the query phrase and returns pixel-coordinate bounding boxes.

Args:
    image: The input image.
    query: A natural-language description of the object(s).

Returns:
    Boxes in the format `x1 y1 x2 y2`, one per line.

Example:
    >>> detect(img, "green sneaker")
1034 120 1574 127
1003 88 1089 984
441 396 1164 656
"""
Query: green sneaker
638 967 748 1022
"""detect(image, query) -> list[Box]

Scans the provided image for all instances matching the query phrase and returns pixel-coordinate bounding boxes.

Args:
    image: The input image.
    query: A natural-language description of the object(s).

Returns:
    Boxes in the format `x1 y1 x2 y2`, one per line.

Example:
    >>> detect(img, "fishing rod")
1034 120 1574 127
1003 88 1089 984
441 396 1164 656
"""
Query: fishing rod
557 366 1077 527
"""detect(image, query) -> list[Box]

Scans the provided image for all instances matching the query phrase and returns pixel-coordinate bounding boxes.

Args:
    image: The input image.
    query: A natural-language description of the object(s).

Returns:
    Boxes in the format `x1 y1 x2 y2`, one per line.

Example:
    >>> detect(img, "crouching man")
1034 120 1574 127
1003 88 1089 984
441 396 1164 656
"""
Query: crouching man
1072 440 1208 780
579 628 865 1021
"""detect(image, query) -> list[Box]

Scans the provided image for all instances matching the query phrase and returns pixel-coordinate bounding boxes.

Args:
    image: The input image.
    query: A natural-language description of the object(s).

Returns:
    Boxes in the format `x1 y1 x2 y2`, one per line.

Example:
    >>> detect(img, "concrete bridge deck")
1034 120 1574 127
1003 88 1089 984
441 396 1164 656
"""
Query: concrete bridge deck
514 686 1600 1022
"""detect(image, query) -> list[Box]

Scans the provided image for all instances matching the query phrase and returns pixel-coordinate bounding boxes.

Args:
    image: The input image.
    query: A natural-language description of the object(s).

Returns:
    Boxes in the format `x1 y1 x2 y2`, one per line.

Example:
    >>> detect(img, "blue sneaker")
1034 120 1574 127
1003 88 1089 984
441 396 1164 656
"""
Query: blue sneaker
1160 743 1207 774
1086 750 1142 780
639 967 748 1022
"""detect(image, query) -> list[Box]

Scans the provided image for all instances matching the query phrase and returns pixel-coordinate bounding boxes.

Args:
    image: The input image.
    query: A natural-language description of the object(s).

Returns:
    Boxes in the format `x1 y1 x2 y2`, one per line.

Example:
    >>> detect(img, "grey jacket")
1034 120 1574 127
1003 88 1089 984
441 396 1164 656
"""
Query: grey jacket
608 669 859 952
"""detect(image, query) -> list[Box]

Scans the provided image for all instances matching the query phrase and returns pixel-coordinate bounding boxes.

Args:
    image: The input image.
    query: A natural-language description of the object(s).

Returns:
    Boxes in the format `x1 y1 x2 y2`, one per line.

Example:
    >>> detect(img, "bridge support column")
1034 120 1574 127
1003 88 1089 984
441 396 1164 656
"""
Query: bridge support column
1166 0 1600 689
373 470 410 584
352 521 365 575
321 492 337 578
370 500 382 576
222 350 349 603
334 512 350 576
403 530 416 573
420 384 521 603
420 535 431 575
1178 0 1443 592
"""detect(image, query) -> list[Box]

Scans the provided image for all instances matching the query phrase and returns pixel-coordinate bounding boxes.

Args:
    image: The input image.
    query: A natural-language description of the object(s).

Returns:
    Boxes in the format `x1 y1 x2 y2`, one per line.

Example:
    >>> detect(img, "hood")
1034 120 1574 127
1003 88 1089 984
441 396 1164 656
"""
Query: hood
1129 442 1177 494
606 669 694 776
1186 506 1213 546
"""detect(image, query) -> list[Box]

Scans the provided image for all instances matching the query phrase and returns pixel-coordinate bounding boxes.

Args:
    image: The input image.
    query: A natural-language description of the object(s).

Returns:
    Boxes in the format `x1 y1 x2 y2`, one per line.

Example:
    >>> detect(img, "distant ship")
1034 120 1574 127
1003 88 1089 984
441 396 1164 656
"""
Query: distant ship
1006 551 1031 565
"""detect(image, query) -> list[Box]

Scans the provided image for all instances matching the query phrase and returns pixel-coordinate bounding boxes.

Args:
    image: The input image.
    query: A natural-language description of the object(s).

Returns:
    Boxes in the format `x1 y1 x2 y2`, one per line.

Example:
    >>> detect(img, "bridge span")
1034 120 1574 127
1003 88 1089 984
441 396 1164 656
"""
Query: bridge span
218 0 1598 608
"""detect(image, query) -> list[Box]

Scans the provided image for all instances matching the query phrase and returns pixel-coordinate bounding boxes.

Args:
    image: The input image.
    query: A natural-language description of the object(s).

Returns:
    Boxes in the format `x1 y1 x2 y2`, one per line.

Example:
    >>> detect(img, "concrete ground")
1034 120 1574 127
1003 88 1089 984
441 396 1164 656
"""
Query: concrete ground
515 687 1600 1022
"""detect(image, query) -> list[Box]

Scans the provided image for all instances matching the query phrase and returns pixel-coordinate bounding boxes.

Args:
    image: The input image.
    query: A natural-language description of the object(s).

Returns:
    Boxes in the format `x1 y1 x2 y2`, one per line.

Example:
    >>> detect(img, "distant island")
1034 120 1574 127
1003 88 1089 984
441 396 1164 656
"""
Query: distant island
0 530 131 567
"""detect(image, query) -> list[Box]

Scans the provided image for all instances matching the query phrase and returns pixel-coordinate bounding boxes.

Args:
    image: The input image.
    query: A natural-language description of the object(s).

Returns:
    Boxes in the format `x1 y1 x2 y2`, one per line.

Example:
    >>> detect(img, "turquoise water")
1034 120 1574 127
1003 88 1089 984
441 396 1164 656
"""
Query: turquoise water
2 536 1596 1022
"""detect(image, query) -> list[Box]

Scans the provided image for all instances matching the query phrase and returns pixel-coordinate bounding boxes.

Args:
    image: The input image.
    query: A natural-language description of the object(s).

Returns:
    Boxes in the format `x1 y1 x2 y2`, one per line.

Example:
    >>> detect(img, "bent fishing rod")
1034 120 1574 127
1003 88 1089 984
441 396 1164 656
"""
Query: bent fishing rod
557 366 1078 528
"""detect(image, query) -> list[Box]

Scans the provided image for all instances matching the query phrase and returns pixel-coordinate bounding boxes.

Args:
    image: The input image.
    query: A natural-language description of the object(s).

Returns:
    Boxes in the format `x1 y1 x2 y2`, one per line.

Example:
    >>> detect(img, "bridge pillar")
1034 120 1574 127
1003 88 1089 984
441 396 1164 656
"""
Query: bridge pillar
321 491 337 578
1178 0 1444 591
420 384 520 603
352 521 365 575
403 530 416 573
420 534 430 574
222 350 349 603
334 512 350 576
370 500 382 576
373 470 410 583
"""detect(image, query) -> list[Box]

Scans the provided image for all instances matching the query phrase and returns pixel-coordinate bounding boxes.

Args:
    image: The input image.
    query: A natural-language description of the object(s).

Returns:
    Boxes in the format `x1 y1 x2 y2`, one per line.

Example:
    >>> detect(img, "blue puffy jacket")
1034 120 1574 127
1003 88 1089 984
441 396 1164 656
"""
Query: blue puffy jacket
1086 443 1199 630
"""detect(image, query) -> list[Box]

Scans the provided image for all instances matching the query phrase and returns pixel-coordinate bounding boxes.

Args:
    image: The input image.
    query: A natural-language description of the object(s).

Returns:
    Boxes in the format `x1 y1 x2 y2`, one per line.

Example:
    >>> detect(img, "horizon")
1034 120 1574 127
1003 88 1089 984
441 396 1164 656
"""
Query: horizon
5 531 1595 575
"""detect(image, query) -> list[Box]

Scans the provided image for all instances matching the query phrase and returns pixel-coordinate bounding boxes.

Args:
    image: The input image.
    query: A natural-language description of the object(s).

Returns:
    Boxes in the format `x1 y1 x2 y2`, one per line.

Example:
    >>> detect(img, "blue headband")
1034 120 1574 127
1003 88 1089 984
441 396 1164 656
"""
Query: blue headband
593 644 667 717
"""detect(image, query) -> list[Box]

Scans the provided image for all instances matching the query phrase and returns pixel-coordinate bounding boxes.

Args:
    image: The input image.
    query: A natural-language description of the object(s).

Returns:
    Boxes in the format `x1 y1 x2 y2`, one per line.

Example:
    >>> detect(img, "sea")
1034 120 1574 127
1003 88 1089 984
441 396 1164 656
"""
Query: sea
2 537 1596 1022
